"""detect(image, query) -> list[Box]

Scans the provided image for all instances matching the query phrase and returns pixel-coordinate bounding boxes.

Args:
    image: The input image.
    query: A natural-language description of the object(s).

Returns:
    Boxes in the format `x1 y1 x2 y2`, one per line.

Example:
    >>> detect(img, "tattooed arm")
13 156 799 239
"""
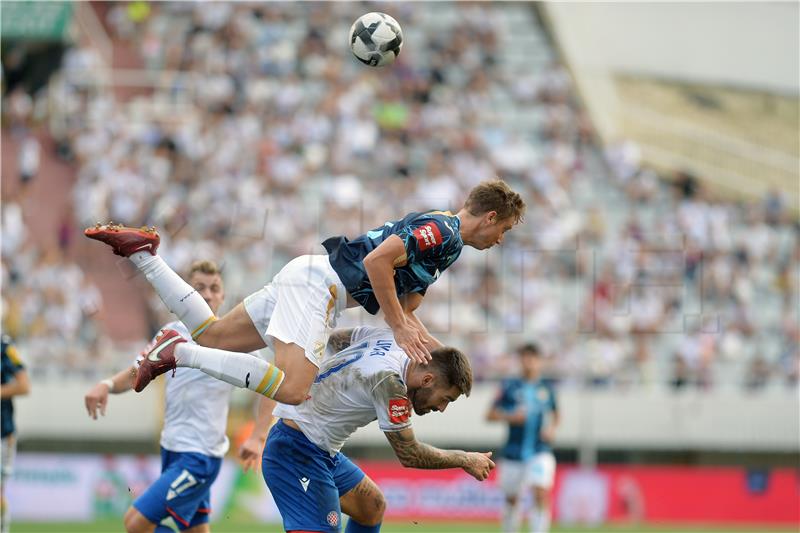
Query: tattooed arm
326 328 355 354
384 427 495 481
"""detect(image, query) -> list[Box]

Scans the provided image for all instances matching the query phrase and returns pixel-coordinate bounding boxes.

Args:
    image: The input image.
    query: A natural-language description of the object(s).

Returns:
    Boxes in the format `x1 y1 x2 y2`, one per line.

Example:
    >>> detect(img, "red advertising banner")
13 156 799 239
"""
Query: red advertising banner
357 461 800 526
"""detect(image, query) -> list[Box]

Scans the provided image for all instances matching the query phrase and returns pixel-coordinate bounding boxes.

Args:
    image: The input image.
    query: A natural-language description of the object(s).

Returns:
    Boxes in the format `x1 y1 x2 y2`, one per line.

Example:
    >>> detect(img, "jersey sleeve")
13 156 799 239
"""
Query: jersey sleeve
4 343 25 373
396 216 452 264
371 372 412 432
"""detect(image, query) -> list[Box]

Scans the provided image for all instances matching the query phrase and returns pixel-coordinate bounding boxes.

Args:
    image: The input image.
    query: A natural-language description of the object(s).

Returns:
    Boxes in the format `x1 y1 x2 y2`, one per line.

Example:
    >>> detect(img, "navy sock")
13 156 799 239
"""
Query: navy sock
345 518 381 533
155 525 175 533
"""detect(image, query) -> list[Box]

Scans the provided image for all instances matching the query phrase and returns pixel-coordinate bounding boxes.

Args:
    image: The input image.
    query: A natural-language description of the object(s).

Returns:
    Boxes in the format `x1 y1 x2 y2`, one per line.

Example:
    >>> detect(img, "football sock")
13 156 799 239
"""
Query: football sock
502 501 522 533
129 252 216 339
154 525 175 532
176 343 285 399
530 507 550 533
345 519 381 533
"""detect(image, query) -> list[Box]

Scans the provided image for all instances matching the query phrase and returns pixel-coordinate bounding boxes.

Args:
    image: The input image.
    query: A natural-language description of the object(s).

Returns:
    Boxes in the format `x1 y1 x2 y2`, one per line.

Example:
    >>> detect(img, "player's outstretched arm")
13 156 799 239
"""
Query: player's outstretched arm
364 236 431 363
486 405 526 425
84 367 136 420
400 293 442 349
385 427 495 481
239 395 276 473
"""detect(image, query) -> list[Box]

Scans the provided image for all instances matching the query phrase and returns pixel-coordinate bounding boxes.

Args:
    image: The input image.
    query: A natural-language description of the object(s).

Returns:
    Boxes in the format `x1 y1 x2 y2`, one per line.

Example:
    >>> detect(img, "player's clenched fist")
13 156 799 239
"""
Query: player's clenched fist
462 451 495 481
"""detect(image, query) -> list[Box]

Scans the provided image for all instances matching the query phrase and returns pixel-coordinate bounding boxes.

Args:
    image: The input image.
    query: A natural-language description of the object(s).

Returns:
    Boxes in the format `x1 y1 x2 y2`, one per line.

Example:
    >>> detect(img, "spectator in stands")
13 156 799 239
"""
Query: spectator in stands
1 2 797 394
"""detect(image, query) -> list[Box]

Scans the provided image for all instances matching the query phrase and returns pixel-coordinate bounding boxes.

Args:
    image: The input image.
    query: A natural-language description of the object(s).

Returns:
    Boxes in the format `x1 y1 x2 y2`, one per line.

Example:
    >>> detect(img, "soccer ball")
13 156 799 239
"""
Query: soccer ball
349 12 403 67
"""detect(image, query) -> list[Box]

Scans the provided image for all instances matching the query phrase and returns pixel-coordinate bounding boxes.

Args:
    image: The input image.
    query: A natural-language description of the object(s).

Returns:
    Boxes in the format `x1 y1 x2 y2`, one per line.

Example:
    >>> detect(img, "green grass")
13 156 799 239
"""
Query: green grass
10 521 799 533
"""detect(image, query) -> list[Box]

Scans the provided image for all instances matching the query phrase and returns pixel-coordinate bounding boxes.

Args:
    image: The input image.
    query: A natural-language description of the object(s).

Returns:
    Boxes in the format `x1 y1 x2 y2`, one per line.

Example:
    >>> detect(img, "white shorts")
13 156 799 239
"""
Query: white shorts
499 452 556 495
243 255 348 368
1 435 16 481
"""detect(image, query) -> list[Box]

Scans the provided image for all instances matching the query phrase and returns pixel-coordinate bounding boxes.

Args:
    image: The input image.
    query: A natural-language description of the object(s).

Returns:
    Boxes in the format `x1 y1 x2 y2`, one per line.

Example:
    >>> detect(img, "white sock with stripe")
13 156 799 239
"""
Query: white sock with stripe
176 343 284 399
129 252 216 338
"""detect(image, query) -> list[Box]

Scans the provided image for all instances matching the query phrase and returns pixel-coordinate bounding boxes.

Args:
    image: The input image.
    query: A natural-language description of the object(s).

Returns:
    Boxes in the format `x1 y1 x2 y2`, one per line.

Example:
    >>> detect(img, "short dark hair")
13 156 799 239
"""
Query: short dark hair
463 179 526 223
429 346 473 397
518 342 541 357
188 260 222 277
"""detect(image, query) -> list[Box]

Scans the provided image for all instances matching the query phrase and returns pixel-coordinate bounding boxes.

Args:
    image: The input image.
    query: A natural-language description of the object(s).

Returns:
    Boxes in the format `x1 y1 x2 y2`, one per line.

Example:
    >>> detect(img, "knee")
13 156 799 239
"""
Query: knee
363 490 387 526
276 386 309 405
277 374 312 405
536 489 550 507
123 507 150 533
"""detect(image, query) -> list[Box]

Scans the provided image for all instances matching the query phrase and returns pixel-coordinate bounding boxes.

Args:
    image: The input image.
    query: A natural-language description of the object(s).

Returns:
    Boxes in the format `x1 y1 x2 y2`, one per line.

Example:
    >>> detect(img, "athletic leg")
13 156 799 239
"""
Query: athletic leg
262 258 344 404
270 339 320 405
530 487 551 533
84 224 262 349
131 449 221 533
135 290 288 397
499 460 524 533
0 436 15 533
263 421 343 532
194 303 265 353
0 493 7 533
528 453 555 533
123 507 159 533
339 476 385 531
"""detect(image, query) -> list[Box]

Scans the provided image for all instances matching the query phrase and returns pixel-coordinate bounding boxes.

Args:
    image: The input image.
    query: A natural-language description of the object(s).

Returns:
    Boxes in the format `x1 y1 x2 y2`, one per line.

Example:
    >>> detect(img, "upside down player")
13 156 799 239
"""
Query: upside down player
487 343 559 533
253 326 494 532
84 180 525 408
83 261 275 533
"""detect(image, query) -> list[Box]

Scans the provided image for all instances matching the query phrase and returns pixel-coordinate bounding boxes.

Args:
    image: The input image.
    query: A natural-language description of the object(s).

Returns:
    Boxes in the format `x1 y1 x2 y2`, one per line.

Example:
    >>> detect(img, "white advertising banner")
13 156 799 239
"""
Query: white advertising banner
6 453 279 523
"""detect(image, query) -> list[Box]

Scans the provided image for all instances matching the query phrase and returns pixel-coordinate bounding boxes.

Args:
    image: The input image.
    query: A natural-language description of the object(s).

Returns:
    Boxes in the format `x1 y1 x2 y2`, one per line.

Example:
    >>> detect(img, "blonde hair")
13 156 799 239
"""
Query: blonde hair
187 260 222 277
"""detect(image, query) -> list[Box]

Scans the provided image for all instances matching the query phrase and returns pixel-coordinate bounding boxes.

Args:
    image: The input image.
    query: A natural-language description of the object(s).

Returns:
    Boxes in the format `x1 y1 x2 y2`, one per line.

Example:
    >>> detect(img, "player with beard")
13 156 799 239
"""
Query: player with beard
258 326 494 533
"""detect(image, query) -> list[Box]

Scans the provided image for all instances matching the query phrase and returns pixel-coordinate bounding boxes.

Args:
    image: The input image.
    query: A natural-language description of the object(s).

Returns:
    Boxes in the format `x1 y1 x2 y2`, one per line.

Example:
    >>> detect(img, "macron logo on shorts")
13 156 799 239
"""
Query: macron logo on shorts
413 224 442 251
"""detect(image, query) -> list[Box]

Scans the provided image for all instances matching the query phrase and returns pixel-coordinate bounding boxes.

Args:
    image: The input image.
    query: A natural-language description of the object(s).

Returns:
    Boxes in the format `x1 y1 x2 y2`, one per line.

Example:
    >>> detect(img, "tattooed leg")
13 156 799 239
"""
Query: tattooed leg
339 476 386 527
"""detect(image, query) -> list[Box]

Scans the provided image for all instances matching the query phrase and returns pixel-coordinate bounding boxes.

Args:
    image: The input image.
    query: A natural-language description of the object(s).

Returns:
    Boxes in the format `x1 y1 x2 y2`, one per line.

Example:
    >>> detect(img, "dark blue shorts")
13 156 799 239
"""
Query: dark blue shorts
263 419 365 532
133 447 222 530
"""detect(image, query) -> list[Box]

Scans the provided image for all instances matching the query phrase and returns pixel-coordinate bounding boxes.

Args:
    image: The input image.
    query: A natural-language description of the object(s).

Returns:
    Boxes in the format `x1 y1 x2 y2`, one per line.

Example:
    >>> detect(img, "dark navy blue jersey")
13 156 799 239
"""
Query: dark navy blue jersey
1 335 25 438
493 377 557 461
323 211 463 315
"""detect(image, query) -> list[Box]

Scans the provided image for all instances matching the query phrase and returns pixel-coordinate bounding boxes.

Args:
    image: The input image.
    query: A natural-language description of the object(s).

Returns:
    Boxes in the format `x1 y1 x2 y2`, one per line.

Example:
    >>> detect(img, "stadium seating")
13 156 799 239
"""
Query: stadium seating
2 2 797 391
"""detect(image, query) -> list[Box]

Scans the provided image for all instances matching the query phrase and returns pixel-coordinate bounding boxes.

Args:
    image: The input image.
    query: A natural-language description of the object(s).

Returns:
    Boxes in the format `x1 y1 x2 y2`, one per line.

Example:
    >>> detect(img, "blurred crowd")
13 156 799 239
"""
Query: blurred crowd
2 193 107 374
2 2 798 389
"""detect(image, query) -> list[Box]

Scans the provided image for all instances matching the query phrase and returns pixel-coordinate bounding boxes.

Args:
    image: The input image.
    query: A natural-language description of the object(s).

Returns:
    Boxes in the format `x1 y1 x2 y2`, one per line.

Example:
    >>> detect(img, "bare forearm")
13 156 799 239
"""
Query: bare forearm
389 434 467 469
364 258 405 327
0 381 29 399
107 367 137 394
487 407 525 424
250 396 276 441
406 312 442 348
